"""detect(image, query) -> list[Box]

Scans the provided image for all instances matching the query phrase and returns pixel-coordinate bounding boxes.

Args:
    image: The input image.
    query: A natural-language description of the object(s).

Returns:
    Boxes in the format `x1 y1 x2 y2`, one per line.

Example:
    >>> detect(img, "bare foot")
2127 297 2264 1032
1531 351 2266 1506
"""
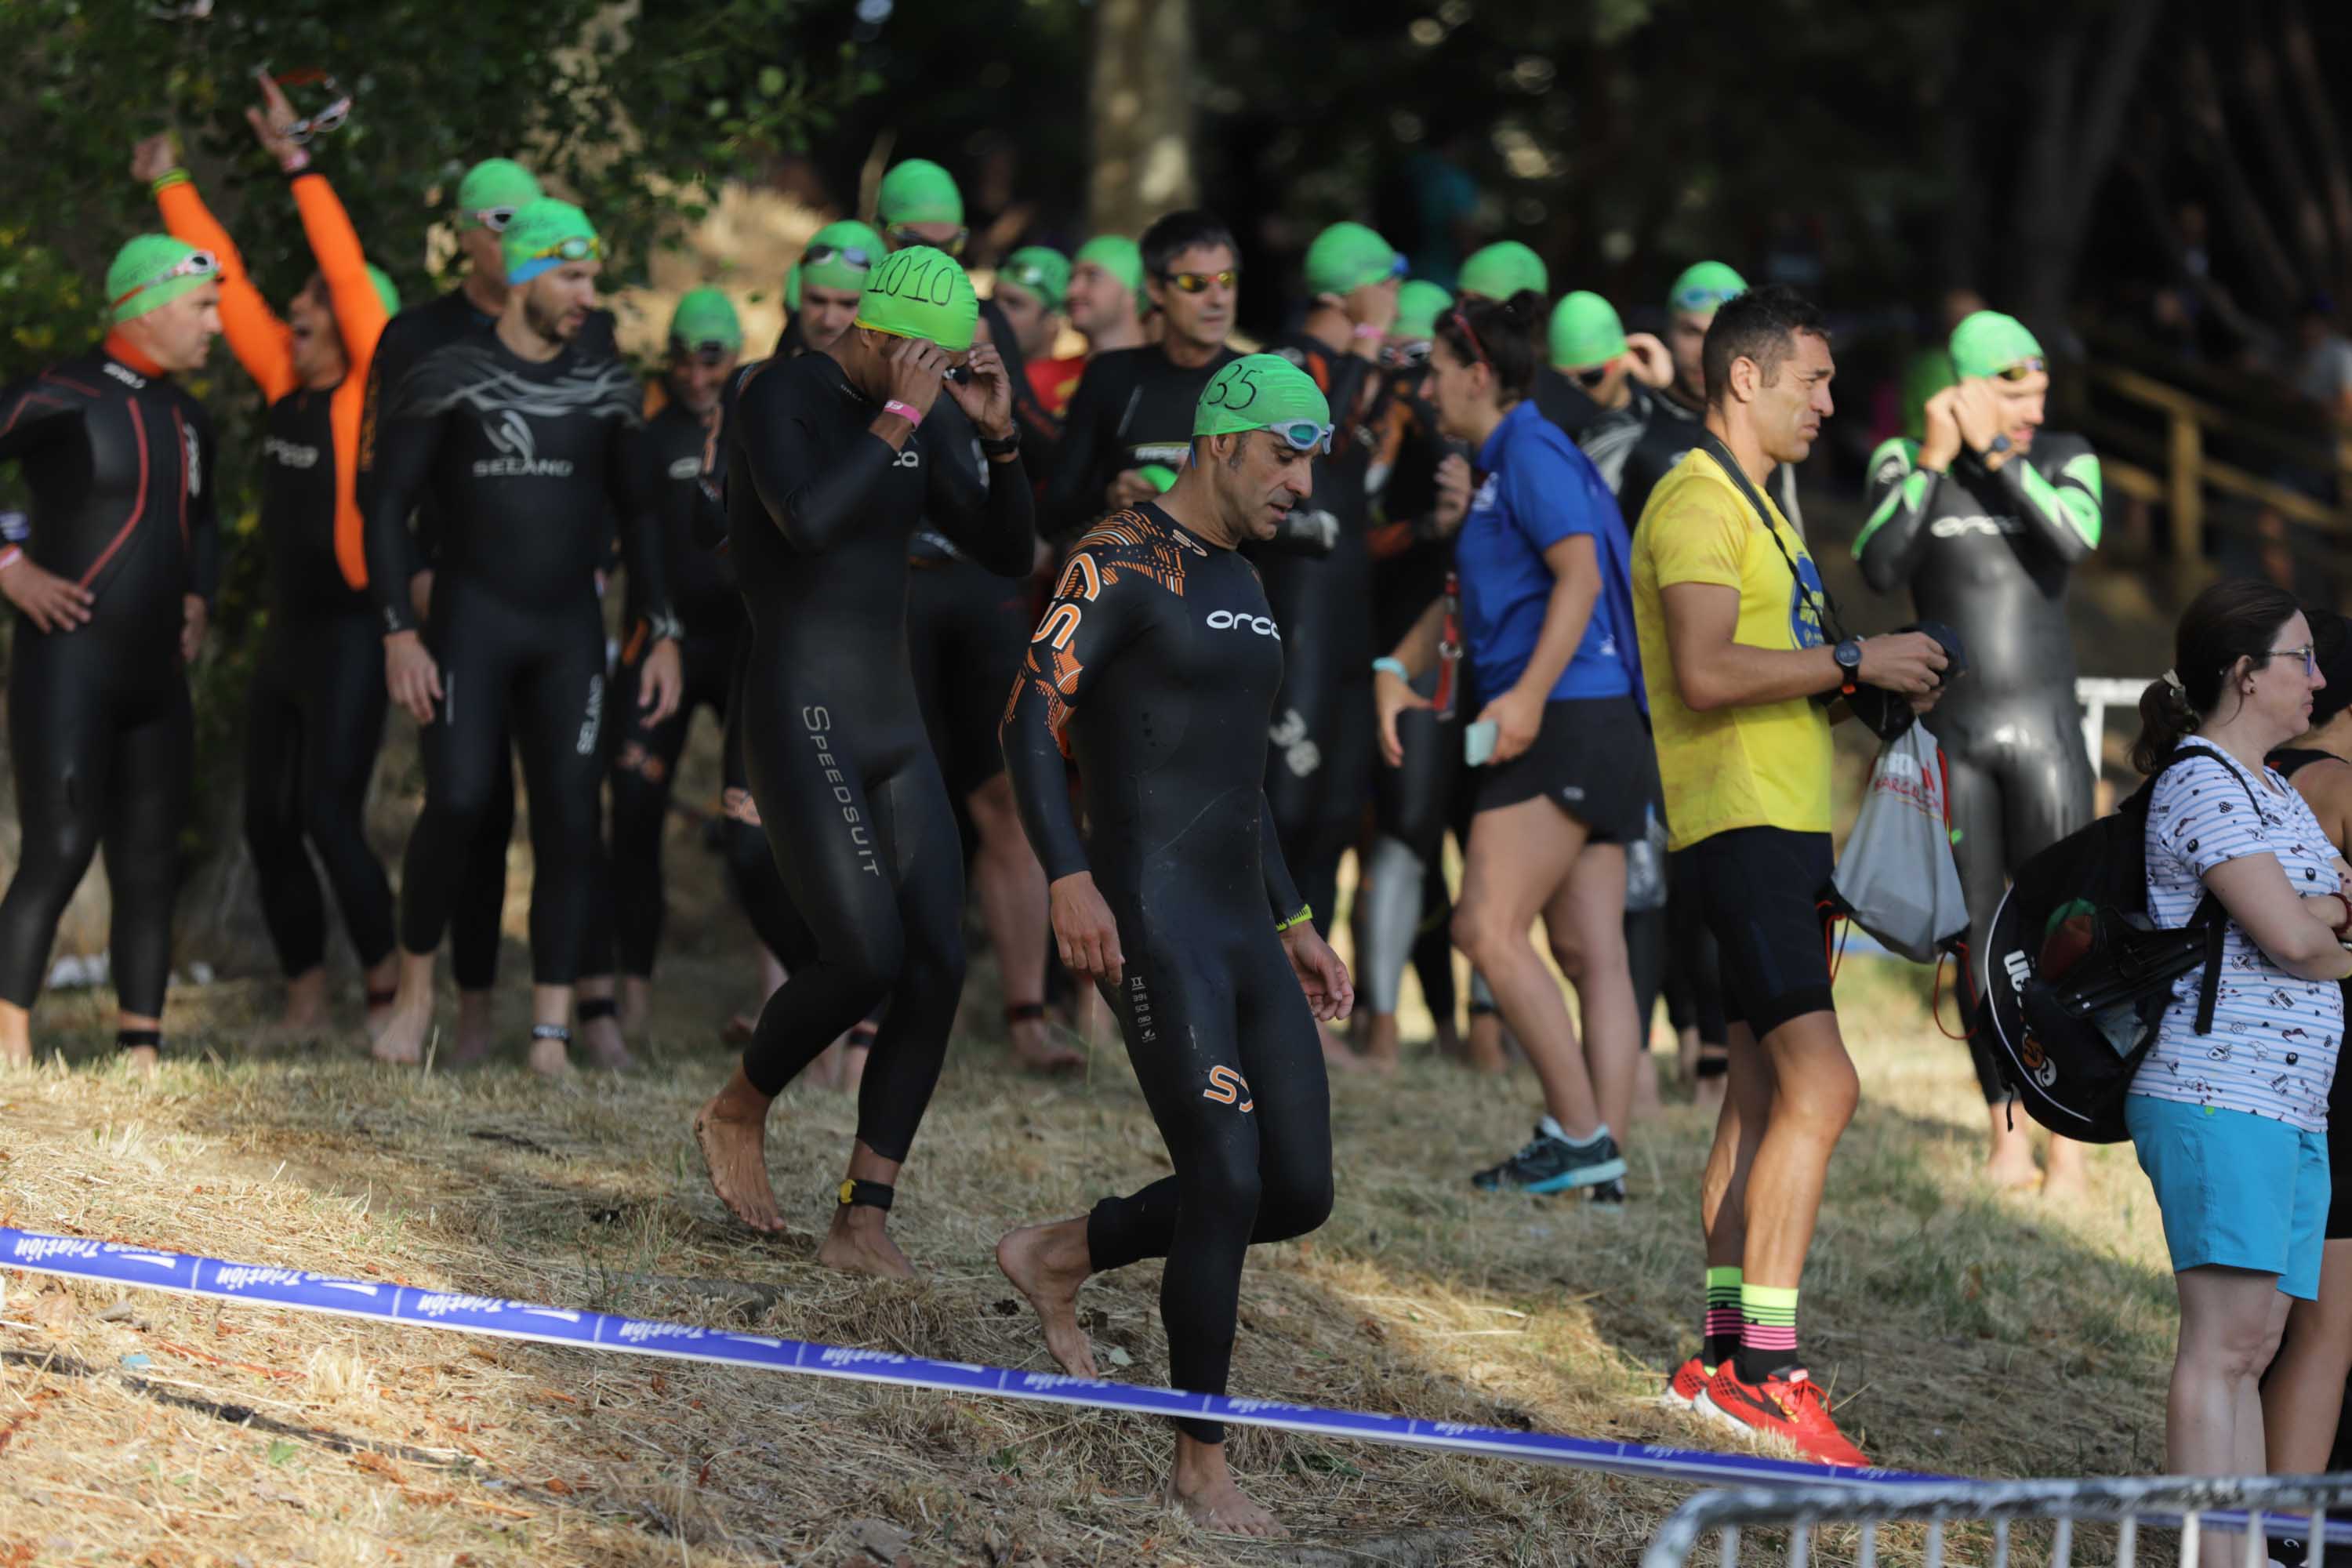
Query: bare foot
450 990 496 1066
692 1068 784 1232
1008 1020 1084 1074
619 977 652 1035
720 1013 757 1047
1693 1073 1727 1113
120 1044 161 1079
1432 1018 1464 1062
1359 1013 1402 1076
1167 1438 1287 1538
995 1220 1097 1377
528 1033 572 1078
371 993 431 1065
1632 1053 1665 1123
579 1014 634 1072
1462 1015 1508 1075
818 1200 915 1279
1319 1021 1363 1074
273 968 329 1037
1986 1109 2042 1191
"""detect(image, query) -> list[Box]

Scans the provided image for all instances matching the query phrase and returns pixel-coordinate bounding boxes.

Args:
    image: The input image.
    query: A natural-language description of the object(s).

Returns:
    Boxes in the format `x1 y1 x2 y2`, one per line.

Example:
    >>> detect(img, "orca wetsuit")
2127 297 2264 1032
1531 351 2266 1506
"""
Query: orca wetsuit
1003 502 1334 1444
0 340 220 1020
725 351 1033 1160
361 332 669 987
1857 429 2102 1102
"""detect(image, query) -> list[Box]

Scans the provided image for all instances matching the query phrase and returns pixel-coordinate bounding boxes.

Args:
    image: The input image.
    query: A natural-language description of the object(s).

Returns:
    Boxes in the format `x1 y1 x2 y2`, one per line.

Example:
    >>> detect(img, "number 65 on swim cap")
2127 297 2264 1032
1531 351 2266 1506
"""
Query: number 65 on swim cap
1194 353 1333 452
853 245 978 353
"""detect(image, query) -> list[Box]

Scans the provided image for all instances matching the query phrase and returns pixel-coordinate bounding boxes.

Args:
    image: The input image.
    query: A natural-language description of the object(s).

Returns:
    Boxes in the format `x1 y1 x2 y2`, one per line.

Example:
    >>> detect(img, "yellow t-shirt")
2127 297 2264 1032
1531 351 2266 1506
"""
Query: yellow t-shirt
1631 448 1833 851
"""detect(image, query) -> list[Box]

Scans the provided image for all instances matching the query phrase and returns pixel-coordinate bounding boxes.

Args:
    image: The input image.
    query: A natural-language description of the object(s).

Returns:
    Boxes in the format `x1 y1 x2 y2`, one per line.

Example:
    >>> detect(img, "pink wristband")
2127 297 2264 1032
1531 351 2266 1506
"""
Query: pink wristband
0 546 23 573
884 399 924 428
1353 322 1386 339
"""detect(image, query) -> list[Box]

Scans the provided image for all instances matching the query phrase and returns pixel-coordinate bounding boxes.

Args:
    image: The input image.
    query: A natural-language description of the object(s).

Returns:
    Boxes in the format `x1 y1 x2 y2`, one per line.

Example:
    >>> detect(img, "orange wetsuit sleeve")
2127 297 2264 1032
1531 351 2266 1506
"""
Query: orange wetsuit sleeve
289 171 388 591
154 176 296 403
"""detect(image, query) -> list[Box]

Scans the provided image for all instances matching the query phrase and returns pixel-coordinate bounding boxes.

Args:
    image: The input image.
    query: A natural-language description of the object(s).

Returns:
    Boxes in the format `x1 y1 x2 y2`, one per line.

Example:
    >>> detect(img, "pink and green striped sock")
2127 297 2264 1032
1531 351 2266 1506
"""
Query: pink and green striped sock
1736 1283 1801 1383
1701 1266 1743 1370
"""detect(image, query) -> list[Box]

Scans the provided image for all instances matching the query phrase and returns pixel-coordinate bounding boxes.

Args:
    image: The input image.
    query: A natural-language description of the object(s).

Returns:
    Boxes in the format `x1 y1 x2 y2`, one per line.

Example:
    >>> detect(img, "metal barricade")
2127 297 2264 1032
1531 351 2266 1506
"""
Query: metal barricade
1641 1473 2352 1568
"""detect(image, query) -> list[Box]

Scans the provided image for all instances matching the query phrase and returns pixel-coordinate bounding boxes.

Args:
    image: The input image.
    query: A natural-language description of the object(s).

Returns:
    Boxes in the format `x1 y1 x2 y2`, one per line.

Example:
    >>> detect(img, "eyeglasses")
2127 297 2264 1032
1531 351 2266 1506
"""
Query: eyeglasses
1160 269 1238 294
803 241 874 271
1261 420 1334 455
1570 364 1612 389
888 226 967 257
271 68 350 143
112 249 220 310
466 206 518 234
528 234 602 265
1993 358 2049 382
2267 644 2320 677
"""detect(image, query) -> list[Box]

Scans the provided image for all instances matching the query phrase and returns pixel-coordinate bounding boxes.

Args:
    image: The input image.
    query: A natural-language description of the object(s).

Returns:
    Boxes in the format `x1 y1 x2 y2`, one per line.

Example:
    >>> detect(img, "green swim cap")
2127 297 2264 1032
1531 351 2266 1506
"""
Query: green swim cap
1668 260 1747 316
998 246 1071 313
1393 280 1452 340
1901 347 1957 441
502 199 601 286
802 220 885 295
1074 234 1146 315
1950 310 2045 379
670 286 742 352
365 263 401 319
783 263 801 313
107 234 215 323
1305 221 1403 296
1548 291 1627 371
456 158 542 227
1458 241 1548 303
1137 463 1180 493
877 158 964 228
855 245 978 353
1194 352 1333 439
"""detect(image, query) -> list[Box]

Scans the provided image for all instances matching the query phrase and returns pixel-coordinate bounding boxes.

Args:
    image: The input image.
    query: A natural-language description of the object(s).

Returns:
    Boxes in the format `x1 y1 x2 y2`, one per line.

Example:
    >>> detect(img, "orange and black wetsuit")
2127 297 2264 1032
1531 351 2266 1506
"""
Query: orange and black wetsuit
0 335 220 1025
155 164 397 985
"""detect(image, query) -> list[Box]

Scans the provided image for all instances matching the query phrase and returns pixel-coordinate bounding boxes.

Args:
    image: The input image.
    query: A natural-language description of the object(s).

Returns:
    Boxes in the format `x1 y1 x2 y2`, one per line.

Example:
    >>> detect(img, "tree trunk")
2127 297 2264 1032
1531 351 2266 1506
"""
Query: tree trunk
2237 18 2332 287
2180 38 2307 317
2278 0 2352 298
1087 0 1196 237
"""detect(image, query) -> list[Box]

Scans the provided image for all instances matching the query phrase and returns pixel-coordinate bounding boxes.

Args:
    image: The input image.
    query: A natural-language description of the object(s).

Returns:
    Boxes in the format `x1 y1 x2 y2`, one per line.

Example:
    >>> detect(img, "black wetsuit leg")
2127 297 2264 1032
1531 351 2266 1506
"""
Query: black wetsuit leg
1087 927 1334 1444
907 555 1032 799
449 745 513 992
1948 712 2096 1102
1626 903 1667 1043
0 626 192 1016
736 621 967 1160
243 614 396 977
1412 870 1457 1029
604 631 731 978
1360 677 1457 1015
719 645 818 971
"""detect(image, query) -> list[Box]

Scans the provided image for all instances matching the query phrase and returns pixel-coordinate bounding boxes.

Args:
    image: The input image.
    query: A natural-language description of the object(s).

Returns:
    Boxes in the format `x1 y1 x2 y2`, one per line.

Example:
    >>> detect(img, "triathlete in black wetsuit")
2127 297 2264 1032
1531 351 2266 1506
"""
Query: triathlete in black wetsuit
362 200 681 1076
574 290 744 1044
1855 309 2101 1192
1041 209 1243 541
689 248 1034 1279
994 354 1352 1541
359 158 622 1059
0 235 222 1071
1256 223 1399 964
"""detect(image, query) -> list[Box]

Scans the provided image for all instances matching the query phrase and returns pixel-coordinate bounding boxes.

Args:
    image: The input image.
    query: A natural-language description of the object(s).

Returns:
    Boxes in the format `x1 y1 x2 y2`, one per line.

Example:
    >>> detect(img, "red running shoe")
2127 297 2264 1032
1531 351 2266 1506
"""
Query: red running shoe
1694 1363 1870 1468
1663 1356 1711 1408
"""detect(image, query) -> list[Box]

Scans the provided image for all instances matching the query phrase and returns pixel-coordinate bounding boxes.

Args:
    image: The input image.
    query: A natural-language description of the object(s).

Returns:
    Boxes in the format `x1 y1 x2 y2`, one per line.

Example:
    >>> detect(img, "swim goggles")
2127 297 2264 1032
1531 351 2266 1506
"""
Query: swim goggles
1993 358 2049 382
111 249 220 310
804 241 875 270
1161 269 1238 294
1670 281 1743 314
272 68 350 143
525 234 603 265
464 206 518 234
887 226 967 258
1260 419 1334 455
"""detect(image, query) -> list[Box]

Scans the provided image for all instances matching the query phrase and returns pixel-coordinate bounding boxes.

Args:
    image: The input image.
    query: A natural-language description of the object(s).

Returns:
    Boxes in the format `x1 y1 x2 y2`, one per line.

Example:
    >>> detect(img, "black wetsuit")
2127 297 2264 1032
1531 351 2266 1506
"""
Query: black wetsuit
245 382 395 980
1857 430 2102 1102
0 344 219 1019
1001 502 1334 1445
1041 344 1238 541
361 332 667 987
361 294 621 990
725 352 1032 1160
1253 333 1383 940
587 395 739 980
1616 386 1806 539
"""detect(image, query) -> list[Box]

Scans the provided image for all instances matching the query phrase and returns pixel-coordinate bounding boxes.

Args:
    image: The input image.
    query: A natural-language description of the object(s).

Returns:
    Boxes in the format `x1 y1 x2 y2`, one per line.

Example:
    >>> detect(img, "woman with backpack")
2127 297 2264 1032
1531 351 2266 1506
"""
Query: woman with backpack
2132 579 2352 1491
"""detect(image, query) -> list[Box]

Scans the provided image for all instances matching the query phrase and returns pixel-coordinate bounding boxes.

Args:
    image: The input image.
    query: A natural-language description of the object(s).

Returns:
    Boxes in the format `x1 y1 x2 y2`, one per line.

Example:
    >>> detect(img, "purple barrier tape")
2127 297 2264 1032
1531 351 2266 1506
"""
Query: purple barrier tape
10 1221 2333 1543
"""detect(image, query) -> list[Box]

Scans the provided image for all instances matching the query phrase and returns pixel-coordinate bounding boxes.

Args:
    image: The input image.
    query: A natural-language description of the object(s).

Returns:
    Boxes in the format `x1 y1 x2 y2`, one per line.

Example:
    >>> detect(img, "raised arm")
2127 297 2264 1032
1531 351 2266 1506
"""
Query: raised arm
1997 434 2102 564
737 384 897 555
1852 435 1933 593
289 171 389 372
151 170 296 401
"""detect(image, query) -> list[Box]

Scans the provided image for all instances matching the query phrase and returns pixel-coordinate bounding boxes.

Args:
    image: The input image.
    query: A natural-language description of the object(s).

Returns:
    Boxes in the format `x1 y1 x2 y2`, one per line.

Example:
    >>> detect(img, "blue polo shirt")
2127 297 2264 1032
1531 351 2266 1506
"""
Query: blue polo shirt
1457 397 1642 706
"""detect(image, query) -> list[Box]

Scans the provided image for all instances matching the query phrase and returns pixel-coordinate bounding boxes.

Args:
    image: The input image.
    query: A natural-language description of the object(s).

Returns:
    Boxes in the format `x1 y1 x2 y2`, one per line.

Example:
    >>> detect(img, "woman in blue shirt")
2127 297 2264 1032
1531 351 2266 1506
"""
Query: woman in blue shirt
1374 289 1657 1196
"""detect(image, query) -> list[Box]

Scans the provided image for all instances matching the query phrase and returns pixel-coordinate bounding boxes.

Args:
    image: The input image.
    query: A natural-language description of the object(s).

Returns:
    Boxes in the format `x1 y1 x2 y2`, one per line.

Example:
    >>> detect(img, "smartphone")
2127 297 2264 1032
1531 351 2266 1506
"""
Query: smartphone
1464 719 1499 767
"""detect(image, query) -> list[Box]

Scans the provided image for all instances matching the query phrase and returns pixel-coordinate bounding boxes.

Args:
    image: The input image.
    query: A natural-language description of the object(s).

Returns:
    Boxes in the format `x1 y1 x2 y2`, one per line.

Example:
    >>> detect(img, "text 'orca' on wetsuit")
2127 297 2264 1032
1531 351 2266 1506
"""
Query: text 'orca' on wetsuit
1001 501 1334 1445
1857 430 2103 1101
361 332 667 986
0 343 220 1016
725 349 1033 1160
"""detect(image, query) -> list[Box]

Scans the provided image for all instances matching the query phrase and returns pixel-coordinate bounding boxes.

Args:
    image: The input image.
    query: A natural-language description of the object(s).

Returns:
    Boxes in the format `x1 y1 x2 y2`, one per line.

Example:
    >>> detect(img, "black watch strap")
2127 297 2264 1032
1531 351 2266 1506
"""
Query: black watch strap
978 431 1021 458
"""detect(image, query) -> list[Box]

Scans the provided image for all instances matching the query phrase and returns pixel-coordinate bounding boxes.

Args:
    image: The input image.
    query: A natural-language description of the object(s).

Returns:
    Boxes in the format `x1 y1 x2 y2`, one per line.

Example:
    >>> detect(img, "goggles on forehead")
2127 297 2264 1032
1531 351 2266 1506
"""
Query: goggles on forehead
1261 419 1334 455
804 241 875 271
1003 263 1055 296
1385 340 1432 370
112 249 220 310
466 205 518 233
888 225 967 257
1993 358 2049 382
676 338 736 365
1671 284 1741 314
528 234 602 265
1162 268 1238 294
270 67 350 143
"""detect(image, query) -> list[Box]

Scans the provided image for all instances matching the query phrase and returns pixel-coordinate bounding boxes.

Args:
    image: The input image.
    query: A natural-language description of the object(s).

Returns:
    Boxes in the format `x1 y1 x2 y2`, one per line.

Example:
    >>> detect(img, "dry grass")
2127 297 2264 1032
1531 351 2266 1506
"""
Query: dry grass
0 939 2183 1566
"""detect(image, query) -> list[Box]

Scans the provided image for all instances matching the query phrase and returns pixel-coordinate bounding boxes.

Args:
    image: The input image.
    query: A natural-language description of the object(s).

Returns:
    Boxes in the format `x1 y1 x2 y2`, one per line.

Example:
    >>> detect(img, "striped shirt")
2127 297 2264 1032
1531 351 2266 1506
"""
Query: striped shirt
2139 746 2344 1131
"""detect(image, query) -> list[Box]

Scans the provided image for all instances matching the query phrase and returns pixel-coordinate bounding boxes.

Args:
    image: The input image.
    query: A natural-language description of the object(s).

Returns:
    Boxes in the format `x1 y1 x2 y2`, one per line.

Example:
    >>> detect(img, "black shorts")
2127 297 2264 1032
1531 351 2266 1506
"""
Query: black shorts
1472 694 1656 844
1675 826 1835 1039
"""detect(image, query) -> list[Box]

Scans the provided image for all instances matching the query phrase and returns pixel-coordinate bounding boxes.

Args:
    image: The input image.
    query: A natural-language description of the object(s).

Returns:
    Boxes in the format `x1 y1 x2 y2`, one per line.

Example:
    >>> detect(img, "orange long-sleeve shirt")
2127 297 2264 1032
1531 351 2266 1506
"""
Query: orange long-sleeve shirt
155 169 387 590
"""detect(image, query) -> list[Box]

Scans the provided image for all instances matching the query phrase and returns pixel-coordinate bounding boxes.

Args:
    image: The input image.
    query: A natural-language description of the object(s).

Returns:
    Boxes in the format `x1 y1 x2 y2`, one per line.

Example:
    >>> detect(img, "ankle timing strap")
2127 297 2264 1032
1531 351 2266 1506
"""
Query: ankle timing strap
531 1023 572 1044
576 997 619 1024
837 1178 895 1212
1695 1050 1730 1080
847 1021 878 1047
115 1029 162 1052
1004 1001 1047 1025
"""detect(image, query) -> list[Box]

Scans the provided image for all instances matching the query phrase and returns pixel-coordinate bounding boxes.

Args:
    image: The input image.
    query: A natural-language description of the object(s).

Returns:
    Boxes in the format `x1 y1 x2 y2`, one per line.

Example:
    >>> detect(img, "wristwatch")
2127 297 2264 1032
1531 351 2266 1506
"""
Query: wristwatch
977 430 1021 458
1833 637 1863 696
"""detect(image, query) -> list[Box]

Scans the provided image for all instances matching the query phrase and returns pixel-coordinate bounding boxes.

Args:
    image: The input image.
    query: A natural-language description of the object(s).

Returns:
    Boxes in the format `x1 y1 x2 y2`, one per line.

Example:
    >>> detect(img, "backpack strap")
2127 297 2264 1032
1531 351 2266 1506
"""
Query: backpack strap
2161 744 2267 1037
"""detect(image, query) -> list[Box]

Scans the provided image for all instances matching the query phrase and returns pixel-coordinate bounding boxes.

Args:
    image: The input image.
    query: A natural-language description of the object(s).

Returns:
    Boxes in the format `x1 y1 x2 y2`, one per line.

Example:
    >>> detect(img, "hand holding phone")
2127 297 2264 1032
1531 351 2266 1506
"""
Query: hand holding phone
1464 719 1499 767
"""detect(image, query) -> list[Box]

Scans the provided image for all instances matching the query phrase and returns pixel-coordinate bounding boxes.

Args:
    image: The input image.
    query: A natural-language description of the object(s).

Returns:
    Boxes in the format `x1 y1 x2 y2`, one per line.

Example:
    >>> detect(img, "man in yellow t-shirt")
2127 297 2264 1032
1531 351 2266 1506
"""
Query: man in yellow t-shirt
1630 285 1945 1468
